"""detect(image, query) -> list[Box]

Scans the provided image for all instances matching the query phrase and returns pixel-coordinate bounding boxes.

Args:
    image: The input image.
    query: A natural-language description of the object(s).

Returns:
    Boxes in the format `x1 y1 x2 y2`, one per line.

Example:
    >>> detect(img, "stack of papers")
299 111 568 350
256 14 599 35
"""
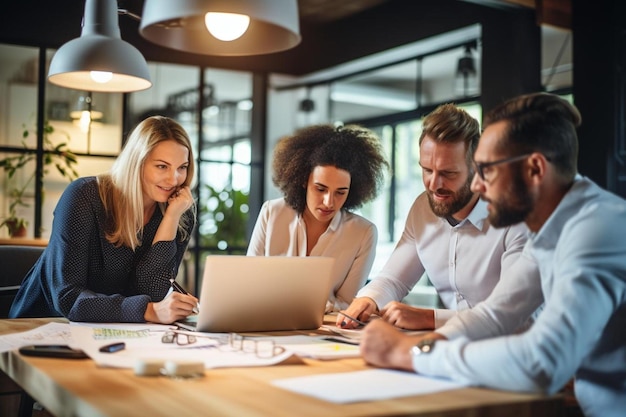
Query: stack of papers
15 322 362 368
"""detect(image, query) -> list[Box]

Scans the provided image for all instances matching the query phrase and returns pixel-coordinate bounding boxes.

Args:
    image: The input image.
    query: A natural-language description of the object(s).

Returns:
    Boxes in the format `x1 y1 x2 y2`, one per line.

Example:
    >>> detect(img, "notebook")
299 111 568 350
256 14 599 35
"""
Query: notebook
175 255 335 333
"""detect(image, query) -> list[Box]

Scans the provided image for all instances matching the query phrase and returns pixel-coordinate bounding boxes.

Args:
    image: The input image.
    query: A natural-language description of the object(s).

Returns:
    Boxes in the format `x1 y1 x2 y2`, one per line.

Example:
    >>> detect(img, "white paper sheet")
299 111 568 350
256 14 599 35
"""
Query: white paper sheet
70 325 294 369
272 369 468 403
265 335 361 359
0 322 74 352
2 322 359 368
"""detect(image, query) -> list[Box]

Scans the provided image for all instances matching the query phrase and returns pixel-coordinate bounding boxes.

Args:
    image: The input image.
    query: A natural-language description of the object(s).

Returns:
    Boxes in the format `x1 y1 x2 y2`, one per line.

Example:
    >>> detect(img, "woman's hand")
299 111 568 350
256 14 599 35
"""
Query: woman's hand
153 186 194 244
144 291 199 324
165 186 194 220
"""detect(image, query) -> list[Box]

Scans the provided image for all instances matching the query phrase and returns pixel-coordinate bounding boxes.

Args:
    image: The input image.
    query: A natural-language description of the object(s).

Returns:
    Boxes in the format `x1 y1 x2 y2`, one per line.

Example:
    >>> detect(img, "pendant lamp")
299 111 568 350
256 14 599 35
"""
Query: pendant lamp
139 0 301 56
48 0 152 93
455 43 479 97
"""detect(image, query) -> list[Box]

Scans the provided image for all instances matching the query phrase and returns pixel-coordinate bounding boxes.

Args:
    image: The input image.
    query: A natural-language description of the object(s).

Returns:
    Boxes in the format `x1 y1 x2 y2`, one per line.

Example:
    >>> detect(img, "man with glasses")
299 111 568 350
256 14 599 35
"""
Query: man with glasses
360 93 626 417
338 103 540 331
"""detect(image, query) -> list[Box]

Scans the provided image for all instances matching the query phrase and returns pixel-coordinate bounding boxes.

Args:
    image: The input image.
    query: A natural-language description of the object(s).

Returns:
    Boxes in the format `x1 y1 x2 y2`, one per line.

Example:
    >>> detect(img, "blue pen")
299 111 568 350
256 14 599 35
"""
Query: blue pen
99 342 125 353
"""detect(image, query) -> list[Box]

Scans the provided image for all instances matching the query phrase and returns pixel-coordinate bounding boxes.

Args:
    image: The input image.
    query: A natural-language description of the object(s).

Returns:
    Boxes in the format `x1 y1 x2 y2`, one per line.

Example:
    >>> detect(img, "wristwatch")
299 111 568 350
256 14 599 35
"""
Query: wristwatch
411 338 437 356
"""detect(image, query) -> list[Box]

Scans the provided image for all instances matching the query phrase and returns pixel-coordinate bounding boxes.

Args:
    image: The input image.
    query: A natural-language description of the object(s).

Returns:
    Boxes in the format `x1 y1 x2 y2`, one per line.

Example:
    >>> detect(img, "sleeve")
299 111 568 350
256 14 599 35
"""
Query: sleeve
50 180 195 322
437 248 543 340
133 208 195 300
498 222 529 282
332 222 377 310
414 213 626 395
45 180 147 321
433 309 456 328
357 202 425 309
246 201 270 256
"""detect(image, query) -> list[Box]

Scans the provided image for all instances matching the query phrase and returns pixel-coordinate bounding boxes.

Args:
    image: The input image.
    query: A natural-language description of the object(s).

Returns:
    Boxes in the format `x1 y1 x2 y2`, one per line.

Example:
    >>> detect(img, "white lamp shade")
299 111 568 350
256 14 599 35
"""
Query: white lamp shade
48 0 152 92
139 0 301 56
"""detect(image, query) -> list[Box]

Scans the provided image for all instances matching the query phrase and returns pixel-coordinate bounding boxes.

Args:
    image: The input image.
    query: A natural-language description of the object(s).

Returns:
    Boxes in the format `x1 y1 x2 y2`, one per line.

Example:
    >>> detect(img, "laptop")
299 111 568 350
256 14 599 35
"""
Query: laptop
175 255 335 333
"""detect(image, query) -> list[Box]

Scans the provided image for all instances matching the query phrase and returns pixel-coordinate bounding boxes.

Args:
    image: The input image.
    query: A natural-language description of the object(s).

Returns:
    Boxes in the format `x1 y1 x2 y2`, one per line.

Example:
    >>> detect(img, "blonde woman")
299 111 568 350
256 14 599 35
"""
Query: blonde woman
10 116 198 323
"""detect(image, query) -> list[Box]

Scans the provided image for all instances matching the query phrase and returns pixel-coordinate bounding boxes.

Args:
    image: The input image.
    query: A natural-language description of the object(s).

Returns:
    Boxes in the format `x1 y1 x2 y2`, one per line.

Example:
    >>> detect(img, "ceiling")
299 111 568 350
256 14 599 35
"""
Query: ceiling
297 0 570 29
0 0 571 77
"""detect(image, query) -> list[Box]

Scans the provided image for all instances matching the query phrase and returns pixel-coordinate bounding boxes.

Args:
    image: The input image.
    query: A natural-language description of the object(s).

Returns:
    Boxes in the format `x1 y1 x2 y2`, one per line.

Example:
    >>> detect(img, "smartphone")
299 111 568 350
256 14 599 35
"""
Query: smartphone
19 344 88 359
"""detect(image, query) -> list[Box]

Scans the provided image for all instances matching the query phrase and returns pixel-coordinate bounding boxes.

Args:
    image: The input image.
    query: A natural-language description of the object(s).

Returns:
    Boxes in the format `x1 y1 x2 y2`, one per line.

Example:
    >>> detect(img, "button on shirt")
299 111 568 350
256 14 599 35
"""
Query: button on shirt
357 192 529 327
412 177 626 417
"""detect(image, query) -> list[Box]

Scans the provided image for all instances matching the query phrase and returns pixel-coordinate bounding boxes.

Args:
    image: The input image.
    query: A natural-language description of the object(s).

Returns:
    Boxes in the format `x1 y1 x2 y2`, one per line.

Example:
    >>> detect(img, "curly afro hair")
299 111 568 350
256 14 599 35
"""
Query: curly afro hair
272 124 390 213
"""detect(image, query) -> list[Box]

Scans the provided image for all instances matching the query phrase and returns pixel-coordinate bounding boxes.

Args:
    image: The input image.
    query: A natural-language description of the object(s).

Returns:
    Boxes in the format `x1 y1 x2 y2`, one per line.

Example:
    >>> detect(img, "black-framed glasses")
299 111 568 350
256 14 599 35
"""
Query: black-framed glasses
218 333 285 359
161 330 285 358
473 153 532 182
161 330 197 346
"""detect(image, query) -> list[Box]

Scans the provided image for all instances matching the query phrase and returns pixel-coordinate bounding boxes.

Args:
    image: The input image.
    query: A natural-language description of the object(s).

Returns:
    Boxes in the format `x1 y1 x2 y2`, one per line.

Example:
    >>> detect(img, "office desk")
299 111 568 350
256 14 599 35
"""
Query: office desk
0 238 48 247
0 318 564 417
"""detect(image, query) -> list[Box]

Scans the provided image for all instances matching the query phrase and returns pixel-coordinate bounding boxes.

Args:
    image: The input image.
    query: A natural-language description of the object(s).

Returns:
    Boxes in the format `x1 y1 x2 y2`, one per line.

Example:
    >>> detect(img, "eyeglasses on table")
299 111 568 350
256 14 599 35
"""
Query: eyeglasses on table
161 330 285 358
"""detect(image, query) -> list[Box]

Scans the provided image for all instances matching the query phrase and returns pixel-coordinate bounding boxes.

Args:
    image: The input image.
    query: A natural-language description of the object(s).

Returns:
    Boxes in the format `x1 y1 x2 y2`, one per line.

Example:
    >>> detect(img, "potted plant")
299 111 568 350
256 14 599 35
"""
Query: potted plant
0 120 79 237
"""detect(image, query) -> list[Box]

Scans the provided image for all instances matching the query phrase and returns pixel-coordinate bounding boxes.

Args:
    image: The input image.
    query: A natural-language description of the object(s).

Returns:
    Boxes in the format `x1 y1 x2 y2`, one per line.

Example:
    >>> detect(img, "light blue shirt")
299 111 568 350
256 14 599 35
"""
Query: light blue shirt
413 177 626 417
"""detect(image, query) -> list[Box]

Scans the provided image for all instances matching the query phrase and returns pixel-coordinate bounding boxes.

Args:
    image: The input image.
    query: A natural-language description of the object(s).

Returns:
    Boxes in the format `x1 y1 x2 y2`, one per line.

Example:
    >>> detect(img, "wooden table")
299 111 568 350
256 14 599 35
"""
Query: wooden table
0 238 48 247
0 318 564 417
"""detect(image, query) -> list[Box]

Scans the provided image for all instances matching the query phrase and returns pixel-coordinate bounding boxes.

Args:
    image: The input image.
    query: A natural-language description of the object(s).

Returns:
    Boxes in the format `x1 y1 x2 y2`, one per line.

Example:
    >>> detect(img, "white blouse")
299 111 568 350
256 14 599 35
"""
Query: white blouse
247 198 377 311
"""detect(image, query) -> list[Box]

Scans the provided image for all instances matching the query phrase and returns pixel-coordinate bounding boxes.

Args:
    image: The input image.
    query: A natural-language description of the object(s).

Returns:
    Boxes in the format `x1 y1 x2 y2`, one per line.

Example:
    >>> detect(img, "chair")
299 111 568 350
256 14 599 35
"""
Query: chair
0 245 44 318
0 245 44 417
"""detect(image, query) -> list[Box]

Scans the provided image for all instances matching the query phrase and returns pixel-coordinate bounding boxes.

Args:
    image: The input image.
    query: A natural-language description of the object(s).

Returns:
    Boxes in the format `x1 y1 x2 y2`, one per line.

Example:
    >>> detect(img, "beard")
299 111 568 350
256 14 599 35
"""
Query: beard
486 172 533 228
427 175 474 218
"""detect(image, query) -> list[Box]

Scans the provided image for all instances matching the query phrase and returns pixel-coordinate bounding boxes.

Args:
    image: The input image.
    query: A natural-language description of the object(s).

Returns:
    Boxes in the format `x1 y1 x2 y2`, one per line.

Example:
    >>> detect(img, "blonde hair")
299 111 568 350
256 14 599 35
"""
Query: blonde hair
98 116 195 249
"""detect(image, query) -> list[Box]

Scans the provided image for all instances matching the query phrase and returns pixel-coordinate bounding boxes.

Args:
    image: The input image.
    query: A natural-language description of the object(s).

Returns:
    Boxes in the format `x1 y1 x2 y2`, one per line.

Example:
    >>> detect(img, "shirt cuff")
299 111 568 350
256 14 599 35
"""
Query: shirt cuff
434 308 456 328
411 339 452 377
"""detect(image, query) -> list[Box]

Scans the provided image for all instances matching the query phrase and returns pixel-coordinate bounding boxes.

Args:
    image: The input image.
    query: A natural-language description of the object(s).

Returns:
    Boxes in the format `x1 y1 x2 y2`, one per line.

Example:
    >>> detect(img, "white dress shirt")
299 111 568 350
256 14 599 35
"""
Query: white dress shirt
412 177 626 417
247 198 377 311
357 192 531 327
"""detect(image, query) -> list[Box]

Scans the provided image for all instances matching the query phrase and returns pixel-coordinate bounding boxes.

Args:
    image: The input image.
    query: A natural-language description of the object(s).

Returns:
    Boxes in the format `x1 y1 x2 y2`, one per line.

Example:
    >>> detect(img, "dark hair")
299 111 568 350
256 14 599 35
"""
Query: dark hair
419 103 481 167
484 92 581 180
272 124 389 213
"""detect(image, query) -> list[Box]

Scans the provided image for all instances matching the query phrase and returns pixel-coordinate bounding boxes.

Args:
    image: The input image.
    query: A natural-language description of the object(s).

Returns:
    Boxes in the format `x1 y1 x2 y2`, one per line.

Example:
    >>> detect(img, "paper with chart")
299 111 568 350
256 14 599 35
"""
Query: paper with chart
69 324 359 369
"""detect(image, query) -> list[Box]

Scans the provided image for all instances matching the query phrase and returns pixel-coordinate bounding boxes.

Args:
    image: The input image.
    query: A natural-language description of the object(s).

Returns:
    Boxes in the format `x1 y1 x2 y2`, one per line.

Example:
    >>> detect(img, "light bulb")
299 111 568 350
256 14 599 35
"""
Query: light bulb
78 111 92 133
204 12 250 41
90 71 113 83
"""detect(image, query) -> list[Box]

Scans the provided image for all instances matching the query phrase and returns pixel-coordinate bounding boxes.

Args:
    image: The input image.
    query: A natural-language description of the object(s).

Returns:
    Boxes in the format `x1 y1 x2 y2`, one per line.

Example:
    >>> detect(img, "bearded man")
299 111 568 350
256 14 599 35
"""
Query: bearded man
360 93 626 417
338 103 540 331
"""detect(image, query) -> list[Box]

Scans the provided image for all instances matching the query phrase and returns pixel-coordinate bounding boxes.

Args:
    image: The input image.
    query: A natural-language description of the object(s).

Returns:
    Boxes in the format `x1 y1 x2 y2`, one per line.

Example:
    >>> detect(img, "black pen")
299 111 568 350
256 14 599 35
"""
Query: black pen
99 342 125 353
338 311 368 327
169 278 200 314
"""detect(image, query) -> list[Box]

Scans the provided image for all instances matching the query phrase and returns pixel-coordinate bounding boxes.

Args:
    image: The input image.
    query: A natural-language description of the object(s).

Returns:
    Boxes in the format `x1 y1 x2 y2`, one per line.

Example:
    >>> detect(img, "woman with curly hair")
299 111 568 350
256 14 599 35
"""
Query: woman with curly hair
247 124 389 312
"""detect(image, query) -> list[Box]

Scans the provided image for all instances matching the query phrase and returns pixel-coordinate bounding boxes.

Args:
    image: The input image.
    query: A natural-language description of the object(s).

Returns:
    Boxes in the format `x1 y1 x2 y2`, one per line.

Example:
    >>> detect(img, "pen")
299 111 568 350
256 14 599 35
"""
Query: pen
338 311 368 327
169 278 200 314
99 342 125 353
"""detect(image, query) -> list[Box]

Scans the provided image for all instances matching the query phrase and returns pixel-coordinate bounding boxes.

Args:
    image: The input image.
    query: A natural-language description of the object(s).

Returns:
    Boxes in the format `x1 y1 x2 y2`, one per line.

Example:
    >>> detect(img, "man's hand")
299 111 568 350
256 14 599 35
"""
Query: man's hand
360 320 417 371
336 297 378 328
361 321 448 371
380 301 435 330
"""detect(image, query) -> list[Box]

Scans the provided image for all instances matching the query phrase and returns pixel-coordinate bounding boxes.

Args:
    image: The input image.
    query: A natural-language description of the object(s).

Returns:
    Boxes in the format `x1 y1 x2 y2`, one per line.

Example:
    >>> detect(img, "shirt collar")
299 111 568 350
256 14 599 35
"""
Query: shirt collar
530 174 584 248
456 198 488 230
327 209 344 231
